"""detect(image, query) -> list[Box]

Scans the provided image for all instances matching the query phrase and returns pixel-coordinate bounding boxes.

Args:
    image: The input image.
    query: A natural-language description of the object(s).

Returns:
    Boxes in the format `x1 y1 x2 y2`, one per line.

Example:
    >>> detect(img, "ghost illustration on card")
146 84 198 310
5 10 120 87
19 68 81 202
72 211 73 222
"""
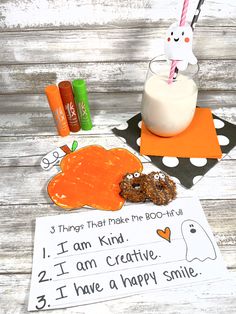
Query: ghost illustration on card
164 23 197 71
181 220 216 262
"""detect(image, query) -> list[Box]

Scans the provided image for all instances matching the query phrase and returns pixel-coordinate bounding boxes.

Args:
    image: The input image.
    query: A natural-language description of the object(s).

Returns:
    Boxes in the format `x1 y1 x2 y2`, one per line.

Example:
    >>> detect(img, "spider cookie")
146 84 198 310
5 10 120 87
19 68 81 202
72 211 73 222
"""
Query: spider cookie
119 172 147 202
143 171 177 205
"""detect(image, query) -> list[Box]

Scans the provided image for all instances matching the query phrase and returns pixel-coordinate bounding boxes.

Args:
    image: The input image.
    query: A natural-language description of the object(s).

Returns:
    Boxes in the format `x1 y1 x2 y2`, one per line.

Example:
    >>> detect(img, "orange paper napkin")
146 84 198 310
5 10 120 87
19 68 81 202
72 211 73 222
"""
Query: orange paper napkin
140 108 222 158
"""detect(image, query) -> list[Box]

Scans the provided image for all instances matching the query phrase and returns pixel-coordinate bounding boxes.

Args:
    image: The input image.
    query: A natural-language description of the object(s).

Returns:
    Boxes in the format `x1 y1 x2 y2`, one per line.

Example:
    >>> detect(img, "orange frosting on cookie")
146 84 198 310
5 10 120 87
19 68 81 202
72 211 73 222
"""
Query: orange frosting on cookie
47 145 143 211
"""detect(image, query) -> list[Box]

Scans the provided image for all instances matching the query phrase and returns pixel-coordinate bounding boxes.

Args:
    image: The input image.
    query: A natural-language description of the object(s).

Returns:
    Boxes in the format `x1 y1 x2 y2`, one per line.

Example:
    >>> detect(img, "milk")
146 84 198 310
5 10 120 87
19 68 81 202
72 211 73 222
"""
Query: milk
141 74 198 137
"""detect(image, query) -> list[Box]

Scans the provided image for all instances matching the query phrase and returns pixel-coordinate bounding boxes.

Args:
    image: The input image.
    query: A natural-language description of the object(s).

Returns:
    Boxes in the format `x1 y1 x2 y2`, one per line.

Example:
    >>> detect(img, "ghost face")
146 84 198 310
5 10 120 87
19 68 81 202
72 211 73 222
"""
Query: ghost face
164 23 197 70
181 220 216 262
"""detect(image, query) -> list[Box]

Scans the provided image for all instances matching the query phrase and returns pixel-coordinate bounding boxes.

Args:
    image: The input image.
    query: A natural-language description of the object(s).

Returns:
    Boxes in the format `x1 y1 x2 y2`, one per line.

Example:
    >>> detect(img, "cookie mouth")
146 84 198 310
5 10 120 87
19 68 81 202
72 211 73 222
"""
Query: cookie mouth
132 183 141 190
156 183 163 189
156 181 167 190
174 38 179 42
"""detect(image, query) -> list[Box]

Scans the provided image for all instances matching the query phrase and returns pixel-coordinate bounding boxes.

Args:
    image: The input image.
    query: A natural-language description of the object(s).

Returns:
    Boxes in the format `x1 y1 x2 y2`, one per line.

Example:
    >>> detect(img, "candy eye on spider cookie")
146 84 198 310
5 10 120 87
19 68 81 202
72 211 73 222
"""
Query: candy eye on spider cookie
159 172 165 180
126 173 134 180
134 172 141 178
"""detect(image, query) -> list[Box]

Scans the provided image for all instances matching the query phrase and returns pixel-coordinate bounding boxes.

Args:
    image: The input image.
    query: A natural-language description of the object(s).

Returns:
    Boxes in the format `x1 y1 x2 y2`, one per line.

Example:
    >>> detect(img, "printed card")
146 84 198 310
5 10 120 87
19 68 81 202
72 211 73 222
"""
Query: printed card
28 197 228 311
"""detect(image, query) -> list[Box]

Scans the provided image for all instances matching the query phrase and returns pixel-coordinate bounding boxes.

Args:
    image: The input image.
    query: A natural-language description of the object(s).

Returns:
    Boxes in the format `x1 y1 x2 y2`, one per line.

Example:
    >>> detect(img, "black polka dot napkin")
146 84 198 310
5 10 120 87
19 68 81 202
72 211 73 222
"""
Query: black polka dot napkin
112 112 236 188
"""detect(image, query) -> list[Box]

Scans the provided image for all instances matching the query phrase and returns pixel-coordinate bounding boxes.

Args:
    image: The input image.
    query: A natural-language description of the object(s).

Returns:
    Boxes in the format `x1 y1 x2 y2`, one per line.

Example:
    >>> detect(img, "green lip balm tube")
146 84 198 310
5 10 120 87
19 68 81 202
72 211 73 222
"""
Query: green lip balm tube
72 79 93 130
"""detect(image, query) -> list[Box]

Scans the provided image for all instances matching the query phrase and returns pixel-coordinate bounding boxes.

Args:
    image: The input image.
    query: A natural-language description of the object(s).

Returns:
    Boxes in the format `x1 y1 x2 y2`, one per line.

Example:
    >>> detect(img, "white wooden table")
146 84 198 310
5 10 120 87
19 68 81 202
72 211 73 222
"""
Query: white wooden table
0 91 235 313
0 0 236 313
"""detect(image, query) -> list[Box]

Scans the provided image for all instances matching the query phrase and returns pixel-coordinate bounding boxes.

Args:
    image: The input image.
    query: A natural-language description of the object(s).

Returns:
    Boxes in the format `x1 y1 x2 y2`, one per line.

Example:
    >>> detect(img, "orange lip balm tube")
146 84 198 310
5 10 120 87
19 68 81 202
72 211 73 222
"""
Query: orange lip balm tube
58 81 81 132
45 85 70 137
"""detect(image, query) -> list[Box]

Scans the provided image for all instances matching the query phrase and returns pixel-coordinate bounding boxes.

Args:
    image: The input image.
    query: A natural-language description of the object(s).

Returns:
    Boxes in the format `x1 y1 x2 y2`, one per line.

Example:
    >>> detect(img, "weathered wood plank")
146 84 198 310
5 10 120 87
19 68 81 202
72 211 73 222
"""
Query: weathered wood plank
0 159 235 206
0 273 235 314
0 99 235 163
0 91 235 112
0 60 235 94
0 200 235 273
0 133 235 167
0 134 151 168
0 27 235 64
0 0 235 30
0 93 235 137
0 109 139 137
0 140 235 167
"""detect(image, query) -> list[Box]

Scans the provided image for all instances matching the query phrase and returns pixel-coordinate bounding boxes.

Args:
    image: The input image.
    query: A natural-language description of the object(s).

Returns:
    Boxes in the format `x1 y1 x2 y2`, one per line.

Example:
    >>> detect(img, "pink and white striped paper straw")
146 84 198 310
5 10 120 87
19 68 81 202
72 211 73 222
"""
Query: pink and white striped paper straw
168 0 190 84
180 0 189 26
168 60 178 84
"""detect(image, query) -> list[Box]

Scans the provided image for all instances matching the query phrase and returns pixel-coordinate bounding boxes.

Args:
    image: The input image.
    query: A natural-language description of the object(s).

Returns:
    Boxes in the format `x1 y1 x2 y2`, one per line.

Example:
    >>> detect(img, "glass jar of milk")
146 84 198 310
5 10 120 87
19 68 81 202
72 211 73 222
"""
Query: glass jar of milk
141 56 199 137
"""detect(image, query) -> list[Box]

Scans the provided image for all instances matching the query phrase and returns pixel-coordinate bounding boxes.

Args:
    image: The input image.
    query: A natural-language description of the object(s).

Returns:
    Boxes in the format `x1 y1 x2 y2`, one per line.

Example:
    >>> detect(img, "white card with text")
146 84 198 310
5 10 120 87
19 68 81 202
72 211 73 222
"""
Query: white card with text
28 197 228 311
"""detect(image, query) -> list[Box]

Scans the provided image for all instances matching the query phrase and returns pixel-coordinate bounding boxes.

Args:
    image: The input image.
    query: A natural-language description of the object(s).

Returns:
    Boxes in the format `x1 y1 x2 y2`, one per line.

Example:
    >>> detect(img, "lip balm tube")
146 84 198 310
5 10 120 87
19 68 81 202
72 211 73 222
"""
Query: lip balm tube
45 85 70 137
58 81 81 132
72 79 93 130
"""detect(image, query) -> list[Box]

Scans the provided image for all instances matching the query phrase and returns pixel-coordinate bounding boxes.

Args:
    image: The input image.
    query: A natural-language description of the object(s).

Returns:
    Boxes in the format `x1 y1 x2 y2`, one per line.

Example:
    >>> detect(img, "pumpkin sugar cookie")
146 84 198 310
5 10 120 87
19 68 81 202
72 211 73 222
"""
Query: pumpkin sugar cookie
47 145 143 211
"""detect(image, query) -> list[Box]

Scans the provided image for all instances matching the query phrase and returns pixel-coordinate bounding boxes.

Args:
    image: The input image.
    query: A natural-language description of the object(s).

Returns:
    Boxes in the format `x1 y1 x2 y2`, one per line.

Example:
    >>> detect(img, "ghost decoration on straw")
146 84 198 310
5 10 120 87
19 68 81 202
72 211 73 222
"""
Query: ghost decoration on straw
164 23 197 71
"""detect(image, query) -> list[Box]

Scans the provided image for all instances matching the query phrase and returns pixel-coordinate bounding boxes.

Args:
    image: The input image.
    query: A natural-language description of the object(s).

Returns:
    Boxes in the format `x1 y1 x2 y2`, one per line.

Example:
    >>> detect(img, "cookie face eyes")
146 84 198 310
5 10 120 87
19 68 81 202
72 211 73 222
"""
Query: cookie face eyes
126 174 133 180
126 171 166 182
154 172 165 180
159 173 165 180
126 172 141 180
